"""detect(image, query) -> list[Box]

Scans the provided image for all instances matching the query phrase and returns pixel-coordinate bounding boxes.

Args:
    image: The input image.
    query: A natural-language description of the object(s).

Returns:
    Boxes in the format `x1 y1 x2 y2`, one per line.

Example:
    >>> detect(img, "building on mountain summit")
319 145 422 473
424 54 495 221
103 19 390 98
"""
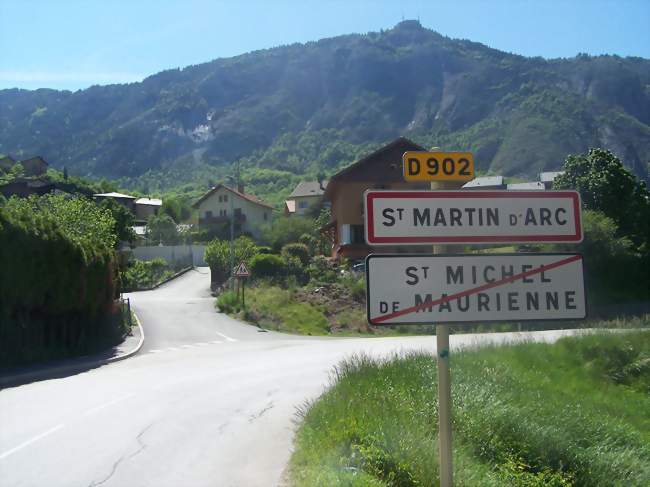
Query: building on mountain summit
193 183 273 239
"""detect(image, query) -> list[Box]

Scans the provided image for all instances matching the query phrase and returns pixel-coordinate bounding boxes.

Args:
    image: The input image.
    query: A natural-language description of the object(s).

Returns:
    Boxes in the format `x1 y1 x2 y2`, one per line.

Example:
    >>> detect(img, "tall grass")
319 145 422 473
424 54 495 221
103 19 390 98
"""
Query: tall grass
290 329 650 486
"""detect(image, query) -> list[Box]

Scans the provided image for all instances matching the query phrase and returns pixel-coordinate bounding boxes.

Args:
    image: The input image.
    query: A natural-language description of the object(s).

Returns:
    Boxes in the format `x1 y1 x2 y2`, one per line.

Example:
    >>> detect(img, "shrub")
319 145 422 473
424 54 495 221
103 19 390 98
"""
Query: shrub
204 236 258 284
217 290 241 313
250 253 286 278
0 194 119 366
121 258 173 291
308 255 338 284
281 243 310 266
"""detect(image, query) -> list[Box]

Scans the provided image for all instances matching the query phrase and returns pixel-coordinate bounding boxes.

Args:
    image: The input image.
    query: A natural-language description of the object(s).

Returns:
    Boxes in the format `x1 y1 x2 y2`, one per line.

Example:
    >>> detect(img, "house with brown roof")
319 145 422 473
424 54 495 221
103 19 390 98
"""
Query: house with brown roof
322 137 430 260
0 155 17 172
193 184 273 239
284 181 327 216
19 156 48 176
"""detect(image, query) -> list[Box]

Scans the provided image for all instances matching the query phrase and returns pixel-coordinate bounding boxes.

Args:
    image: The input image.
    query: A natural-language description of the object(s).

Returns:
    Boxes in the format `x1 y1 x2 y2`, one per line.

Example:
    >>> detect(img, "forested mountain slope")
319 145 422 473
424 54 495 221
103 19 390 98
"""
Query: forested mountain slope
1 20 648 200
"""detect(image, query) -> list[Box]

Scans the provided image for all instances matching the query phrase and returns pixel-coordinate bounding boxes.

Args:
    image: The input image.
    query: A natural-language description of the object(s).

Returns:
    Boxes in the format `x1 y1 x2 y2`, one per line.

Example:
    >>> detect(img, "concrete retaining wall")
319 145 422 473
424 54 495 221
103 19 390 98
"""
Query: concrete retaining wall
130 244 207 267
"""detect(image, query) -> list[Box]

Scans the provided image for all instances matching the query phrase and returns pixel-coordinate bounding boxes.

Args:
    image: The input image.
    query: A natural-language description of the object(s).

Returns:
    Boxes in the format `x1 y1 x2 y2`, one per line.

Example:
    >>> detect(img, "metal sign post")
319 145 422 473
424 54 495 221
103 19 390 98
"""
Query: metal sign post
362 151 585 486
431 178 459 487
234 262 250 309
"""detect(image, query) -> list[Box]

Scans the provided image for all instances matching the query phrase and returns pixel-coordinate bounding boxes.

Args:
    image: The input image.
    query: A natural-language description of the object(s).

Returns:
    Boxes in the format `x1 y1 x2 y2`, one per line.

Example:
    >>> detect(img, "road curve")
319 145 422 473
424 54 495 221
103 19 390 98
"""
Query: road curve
0 268 585 487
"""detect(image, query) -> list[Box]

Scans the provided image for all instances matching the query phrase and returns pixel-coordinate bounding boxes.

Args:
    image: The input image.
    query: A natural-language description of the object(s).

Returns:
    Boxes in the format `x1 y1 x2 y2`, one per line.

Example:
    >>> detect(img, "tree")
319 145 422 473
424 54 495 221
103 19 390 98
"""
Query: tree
161 196 192 223
204 236 258 284
261 216 314 252
99 198 136 246
147 214 179 245
554 148 650 252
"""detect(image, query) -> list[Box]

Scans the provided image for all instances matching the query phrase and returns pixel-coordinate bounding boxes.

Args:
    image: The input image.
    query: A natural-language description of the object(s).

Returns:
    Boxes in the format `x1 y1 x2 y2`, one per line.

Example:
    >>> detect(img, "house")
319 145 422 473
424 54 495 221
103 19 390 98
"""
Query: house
19 156 48 176
284 181 327 216
322 137 430 260
539 171 565 189
0 155 17 172
93 192 137 212
192 183 273 239
0 178 54 198
507 181 545 190
462 176 505 190
135 197 162 221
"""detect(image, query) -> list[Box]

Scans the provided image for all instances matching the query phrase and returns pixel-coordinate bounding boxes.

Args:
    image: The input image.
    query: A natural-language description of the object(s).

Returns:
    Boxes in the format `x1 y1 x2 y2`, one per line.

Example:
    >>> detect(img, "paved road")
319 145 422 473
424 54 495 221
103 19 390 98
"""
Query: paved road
0 268 586 487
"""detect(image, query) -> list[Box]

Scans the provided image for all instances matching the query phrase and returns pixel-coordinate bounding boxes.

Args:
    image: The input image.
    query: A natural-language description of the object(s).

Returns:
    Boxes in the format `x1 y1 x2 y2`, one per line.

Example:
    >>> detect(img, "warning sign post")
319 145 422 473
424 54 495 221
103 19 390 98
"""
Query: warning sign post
366 253 586 325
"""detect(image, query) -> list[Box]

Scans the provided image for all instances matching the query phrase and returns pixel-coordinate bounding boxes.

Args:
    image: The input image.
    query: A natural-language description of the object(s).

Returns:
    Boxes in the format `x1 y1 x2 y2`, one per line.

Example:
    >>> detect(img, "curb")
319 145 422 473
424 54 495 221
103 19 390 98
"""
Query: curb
0 312 145 389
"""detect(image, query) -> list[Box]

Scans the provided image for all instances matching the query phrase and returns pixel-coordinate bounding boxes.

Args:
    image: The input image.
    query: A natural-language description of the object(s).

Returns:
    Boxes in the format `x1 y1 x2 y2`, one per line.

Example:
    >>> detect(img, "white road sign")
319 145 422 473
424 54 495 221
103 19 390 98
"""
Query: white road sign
364 190 582 245
366 253 586 325
234 262 250 277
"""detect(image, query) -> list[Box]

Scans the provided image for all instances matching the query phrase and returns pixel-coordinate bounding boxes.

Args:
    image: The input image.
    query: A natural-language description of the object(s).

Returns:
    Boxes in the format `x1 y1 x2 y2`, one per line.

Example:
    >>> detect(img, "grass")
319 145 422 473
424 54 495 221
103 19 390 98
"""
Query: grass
290 326 650 486
218 286 330 335
217 283 438 336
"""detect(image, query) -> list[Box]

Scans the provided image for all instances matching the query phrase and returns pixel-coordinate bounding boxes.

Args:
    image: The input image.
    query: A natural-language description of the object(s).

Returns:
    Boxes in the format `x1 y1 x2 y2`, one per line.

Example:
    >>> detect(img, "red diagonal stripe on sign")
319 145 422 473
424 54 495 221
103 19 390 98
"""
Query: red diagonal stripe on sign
371 254 582 324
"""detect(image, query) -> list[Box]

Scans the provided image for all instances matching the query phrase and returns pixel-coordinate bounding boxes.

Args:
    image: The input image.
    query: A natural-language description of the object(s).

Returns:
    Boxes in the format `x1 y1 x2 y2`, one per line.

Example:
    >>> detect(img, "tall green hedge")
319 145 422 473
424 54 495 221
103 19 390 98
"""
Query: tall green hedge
0 195 121 366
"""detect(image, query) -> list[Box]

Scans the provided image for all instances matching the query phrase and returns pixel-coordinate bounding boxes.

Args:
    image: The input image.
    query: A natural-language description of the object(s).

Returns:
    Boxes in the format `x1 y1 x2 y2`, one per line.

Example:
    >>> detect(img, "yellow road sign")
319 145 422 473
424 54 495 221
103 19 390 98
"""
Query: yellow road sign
403 151 474 182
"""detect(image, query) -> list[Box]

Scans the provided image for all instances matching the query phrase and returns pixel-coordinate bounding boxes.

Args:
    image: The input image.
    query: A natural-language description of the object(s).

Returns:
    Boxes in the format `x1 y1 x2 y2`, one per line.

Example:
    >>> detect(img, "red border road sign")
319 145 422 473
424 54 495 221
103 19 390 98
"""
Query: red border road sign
364 190 582 245
234 262 250 277
366 253 586 325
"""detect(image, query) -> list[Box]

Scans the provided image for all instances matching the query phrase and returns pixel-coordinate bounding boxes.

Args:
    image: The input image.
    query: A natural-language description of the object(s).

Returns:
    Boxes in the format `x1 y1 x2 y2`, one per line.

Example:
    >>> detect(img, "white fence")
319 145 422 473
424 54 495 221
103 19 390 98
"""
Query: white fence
130 244 207 267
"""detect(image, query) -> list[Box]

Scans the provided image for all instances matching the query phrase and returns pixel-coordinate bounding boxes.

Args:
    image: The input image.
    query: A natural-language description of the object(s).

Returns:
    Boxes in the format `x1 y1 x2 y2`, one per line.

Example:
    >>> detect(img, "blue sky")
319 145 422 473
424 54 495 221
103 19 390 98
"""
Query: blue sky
2 0 649 91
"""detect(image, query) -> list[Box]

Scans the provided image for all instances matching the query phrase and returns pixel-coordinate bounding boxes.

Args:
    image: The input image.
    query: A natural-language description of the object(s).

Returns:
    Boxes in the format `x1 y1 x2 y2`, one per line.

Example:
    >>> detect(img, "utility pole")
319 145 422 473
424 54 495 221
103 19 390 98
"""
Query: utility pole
229 177 235 290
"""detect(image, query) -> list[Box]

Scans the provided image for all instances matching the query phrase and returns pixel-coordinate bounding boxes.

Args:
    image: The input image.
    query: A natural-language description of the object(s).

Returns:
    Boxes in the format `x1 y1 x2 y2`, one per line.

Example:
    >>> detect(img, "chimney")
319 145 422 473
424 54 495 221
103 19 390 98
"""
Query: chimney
237 183 244 193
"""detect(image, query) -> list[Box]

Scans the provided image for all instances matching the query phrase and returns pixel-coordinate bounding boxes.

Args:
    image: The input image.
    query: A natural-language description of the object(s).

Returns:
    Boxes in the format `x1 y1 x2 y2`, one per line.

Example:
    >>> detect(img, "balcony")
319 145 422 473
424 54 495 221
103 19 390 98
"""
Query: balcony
198 213 246 227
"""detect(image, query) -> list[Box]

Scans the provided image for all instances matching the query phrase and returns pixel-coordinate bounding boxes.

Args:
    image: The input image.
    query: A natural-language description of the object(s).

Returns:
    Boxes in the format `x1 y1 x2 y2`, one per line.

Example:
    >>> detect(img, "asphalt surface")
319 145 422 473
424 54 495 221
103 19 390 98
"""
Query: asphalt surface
0 268 587 487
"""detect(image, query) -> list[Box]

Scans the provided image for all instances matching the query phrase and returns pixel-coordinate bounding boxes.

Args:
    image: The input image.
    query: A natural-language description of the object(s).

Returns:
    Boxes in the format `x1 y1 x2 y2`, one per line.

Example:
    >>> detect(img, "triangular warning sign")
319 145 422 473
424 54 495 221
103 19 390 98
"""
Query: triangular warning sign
234 261 250 277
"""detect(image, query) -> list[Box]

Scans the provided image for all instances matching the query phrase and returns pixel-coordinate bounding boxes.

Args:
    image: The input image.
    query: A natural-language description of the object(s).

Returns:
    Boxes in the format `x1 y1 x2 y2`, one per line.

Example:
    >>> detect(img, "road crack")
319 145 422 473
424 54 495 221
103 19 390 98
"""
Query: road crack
88 422 155 487
248 401 274 423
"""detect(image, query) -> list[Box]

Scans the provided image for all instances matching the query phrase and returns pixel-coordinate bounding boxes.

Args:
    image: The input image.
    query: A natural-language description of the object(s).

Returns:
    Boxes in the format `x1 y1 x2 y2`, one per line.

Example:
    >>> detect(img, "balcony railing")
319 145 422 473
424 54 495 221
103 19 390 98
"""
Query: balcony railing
199 214 246 226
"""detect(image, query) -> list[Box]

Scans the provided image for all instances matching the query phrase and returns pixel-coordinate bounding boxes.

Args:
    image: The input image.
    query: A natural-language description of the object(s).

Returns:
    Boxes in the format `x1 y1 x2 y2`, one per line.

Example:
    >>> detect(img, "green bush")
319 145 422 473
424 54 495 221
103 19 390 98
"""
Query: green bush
204 236 258 284
216 290 241 313
121 258 174 291
0 194 120 366
281 242 310 266
308 255 338 284
250 253 286 278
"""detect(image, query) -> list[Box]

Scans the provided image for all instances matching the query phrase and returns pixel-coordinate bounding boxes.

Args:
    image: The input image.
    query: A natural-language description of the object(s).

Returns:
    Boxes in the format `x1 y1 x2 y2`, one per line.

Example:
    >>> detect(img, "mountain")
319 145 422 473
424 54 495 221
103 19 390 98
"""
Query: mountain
1 20 649 201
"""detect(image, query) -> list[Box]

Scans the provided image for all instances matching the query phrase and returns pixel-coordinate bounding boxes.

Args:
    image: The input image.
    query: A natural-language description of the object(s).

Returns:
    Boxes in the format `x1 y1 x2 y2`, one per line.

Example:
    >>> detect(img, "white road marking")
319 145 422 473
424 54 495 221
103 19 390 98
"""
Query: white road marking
181 344 196 348
214 331 237 342
83 393 135 417
149 349 162 353
0 424 64 460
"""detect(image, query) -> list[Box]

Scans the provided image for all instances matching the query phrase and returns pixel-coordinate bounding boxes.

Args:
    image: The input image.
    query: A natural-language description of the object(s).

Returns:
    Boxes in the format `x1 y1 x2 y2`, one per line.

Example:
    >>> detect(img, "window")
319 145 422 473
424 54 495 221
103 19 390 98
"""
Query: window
205 210 213 219
223 194 228 202
340 224 365 245
264 212 268 221
219 209 227 217
218 195 222 202
234 208 242 218
298 201 309 209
